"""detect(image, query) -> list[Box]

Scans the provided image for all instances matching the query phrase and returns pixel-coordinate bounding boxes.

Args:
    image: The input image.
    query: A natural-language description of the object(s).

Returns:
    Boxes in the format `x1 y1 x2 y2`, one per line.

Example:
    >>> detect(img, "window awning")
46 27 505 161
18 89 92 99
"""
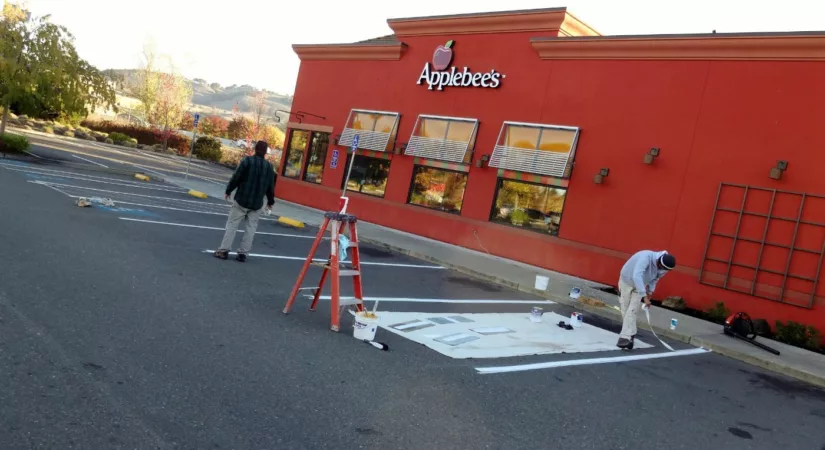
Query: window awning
488 121 580 178
404 115 478 164
338 109 400 152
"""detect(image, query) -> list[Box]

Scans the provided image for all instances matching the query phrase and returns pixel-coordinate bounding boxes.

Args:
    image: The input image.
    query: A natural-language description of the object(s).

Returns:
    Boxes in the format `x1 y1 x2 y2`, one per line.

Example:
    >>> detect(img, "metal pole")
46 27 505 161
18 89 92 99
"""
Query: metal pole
341 147 357 198
185 127 198 180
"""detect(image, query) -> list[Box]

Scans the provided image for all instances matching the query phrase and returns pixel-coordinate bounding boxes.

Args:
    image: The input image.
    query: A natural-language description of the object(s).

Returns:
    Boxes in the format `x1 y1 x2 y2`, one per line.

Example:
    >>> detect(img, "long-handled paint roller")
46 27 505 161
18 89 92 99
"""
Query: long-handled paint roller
643 305 675 352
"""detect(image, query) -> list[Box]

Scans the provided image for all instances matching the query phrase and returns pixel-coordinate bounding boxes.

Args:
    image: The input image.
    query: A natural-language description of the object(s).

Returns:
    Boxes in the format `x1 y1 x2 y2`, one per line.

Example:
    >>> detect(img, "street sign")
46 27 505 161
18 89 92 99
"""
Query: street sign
330 149 339 169
193 113 200 128
351 134 359 153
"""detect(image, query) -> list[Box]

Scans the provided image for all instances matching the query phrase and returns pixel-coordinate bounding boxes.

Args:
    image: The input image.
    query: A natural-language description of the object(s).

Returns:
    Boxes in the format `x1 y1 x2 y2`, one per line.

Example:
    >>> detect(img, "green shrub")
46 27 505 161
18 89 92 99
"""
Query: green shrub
510 209 529 226
775 321 822 351
706 301 730 323
194 136 222 162
128 138 138 144
1 133 30 153
96 135 107 142
43 126 54 134
124 141 137 148
105 138 114 144
108 132 130 144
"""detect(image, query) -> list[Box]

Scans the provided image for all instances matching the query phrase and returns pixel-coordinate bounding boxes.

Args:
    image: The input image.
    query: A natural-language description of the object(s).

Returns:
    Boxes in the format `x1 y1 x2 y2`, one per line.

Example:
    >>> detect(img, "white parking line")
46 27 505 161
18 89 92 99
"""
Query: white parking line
24 150 43 159
310 296 549 304
475 348 710 374
4 165 187 193
72 154 108 168
203 250 444 269
119 217 318 239
28 180 228 205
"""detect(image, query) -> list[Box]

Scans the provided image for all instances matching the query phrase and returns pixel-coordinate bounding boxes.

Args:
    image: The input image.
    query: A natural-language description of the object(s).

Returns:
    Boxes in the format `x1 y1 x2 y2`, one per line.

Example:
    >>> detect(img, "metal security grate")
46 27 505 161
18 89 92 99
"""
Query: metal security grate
405 136 471 163
488 145 573 178
699 183 825 309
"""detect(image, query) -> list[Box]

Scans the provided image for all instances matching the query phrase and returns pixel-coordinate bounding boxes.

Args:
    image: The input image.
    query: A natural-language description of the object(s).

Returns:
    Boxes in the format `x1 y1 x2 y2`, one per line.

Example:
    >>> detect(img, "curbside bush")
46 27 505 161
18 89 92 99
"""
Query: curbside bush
194 136 222 162
108 132 130 144
1 133 30 153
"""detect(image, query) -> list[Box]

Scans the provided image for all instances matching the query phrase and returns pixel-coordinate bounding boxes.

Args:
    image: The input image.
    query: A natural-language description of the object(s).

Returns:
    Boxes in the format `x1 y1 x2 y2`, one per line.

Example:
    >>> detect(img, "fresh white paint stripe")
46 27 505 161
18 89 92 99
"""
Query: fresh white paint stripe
5 165 188 193
39 189 236 217
475 348 710 374
1 162 155 185
310 296 550 304
24 150 43 159
40 182 72 197
29 180 228 205
119 217 318 239
72 154 108 168
204 250 445 269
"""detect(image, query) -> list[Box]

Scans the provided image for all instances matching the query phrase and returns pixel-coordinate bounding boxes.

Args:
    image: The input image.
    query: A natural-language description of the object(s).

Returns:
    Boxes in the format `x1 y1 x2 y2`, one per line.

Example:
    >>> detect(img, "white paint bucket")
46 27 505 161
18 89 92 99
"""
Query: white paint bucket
570 312 583 328
353 312 379 341
534 275 550 291
569 287 582 299
530 306 544 323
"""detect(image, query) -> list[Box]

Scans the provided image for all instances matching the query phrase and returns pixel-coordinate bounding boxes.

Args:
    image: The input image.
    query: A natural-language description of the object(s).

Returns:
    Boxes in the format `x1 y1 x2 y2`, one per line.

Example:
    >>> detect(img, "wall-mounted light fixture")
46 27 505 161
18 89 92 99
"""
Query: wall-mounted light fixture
332 134 341 145
475 154 490 168
643 147 660 165
593 168 609 184
769 160 788 180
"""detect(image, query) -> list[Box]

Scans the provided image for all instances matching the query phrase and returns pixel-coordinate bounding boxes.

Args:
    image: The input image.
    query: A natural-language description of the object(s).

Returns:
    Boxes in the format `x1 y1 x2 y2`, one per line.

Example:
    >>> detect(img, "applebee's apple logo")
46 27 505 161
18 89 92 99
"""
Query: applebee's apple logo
432 40 454 70
417 40 504 91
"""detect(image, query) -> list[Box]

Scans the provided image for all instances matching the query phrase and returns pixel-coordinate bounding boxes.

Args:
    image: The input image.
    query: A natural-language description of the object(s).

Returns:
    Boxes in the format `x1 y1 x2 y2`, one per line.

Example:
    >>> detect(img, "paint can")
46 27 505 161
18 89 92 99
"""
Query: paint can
534 275 550 291
353 311 379 341
670 318 678 330
530 306 544 323
569 287 582 300
570 312 583 328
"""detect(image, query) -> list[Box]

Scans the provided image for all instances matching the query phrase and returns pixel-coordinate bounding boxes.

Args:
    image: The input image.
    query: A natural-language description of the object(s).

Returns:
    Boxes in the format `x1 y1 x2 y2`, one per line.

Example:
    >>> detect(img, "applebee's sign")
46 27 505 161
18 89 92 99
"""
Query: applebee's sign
417 40 504 91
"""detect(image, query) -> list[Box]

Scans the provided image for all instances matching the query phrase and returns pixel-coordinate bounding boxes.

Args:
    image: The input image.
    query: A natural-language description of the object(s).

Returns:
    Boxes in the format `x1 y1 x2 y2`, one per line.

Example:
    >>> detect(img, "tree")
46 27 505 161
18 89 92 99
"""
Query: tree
129 42 159 122
0 1 115 135
148 71 191 150
209 82 221 90
200 115 228 137
179 112 194 130
226 115 250 140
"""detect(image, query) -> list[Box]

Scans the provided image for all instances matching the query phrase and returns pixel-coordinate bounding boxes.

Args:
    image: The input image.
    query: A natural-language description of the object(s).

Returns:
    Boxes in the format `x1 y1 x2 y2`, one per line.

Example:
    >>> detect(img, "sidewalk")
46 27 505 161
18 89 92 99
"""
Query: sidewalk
169 177 825 389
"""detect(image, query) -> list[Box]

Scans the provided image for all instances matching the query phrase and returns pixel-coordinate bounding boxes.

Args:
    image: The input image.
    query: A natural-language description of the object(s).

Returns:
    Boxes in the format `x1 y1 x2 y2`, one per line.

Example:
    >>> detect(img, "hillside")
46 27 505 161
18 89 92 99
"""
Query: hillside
105 69 292 125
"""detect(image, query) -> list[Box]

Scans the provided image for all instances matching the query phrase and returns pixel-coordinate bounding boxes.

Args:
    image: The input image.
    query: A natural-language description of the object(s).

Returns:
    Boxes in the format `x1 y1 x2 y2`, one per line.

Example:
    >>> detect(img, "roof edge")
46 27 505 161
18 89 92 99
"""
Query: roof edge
292 42 407 61
531 32 825 61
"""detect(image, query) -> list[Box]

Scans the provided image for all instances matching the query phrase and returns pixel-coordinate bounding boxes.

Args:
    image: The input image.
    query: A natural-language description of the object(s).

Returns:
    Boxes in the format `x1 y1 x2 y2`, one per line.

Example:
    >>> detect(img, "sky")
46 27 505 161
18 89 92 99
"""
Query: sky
24 0 825 95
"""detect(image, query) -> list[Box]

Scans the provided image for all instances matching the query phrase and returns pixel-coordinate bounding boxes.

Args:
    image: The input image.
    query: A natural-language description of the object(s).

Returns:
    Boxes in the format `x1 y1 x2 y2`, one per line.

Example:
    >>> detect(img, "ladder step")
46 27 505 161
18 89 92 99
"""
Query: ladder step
339 296 363 306
298 287 319 291
338 270 360 277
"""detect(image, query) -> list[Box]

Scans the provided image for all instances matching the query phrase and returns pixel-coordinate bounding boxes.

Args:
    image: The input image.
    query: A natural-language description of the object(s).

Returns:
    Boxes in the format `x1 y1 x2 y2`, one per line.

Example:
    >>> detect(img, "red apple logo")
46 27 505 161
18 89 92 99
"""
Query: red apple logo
432 40 454 71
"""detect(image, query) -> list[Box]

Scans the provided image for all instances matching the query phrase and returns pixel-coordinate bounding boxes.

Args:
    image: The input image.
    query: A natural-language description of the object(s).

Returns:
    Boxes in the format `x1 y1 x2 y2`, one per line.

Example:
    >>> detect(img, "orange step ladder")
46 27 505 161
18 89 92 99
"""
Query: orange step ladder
282 212 365 331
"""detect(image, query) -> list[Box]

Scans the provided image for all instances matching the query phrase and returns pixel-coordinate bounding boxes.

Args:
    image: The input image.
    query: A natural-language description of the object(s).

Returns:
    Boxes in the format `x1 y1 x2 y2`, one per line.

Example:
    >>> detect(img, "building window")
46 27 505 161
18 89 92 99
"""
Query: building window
341 153 391 197
284 130 309 178
408 166 468 214
491 179 567 236
489 122 580 178
404 114 478 164
338 109 400 152
303 132 329 184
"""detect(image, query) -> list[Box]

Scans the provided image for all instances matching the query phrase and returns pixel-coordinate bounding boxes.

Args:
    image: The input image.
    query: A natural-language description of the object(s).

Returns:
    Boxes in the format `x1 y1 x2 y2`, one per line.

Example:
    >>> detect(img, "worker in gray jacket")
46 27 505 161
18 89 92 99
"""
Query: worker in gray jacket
617 250 676 350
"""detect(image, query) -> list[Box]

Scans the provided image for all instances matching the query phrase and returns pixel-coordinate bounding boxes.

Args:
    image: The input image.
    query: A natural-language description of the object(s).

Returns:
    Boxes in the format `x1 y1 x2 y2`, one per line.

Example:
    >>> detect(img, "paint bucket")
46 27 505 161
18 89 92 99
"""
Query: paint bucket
530 306 544 323
570 312 583 328
670 318 678 330
534 275 550 291
353 311 379 341
569 287 582 300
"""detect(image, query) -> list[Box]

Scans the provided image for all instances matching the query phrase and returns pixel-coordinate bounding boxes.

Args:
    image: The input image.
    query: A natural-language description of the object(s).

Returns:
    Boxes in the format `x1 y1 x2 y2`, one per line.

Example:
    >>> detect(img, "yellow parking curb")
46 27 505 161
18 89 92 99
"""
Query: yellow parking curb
277 216 305 228
188 190 208 199
134 174 150 181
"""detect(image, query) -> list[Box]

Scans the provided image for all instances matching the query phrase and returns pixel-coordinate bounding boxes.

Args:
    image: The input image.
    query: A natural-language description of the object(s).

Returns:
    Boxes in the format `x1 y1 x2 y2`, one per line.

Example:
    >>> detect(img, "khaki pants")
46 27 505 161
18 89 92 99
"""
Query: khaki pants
219 201 263 254
618 279 645 340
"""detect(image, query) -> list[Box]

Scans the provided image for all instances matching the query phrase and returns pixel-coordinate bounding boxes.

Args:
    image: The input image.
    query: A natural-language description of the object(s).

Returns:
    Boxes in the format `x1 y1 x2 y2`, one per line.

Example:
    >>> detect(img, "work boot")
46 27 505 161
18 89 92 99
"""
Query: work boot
214 250 229 260
236 253 247 263
617 338 633 349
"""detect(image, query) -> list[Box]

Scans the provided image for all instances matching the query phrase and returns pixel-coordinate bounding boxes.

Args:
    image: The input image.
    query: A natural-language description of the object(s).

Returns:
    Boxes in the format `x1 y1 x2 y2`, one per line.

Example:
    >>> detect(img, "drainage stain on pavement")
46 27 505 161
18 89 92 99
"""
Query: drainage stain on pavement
728 427 753 439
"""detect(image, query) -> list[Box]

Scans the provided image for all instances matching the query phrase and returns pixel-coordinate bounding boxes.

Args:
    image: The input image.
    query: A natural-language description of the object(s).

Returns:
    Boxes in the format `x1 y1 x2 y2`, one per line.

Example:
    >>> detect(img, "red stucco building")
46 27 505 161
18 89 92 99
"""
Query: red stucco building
276 7 825 332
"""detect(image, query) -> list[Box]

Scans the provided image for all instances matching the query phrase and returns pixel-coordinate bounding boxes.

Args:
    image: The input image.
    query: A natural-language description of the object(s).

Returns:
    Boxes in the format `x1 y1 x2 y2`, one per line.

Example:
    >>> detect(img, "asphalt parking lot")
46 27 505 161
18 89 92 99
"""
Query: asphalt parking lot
2 154 825 450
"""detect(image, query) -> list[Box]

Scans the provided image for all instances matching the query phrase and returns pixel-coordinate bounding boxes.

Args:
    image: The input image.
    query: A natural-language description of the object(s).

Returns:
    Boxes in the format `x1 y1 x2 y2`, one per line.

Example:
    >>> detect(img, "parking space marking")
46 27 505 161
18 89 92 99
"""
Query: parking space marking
0 163 170 187
20 174 191 195
28 181 226 205
72 154 108 168
6 167 188 193
120 218 318 239
376 311 651 359
310 295 548 304
475 348 709 374
202 250 444 269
